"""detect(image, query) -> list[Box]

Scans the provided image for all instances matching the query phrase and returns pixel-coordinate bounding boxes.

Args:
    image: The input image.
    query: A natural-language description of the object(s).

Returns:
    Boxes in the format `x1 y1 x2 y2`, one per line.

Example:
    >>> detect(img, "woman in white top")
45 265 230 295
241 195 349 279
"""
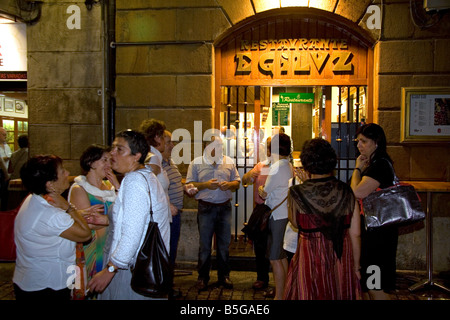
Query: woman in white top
139 119 174 220
13 155 102 300
258 133 293 300
87 130 170 300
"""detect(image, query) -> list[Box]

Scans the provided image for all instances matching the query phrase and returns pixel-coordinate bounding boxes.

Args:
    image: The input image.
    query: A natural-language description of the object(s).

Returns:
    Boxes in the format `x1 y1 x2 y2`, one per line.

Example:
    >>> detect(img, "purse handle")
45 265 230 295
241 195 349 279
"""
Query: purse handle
381 158 400 186
138 171 154 221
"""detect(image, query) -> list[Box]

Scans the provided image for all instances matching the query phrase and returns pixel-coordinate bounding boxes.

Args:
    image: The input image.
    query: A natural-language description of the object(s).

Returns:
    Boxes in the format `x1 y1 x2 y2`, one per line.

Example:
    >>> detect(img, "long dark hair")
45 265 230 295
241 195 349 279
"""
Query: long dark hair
355 123 392 165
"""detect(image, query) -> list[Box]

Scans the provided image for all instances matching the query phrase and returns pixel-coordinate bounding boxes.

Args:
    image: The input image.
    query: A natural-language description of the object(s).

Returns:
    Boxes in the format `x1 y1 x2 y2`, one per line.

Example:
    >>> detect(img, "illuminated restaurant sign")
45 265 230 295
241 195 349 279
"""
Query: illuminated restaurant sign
235 38 353 76
0 22 27 81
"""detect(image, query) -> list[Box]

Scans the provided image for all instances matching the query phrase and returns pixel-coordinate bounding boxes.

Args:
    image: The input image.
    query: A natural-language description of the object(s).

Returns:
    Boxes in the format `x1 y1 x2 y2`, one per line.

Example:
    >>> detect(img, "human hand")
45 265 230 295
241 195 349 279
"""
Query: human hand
355 155 369 170
105 168 120 190
87 268 115 293
207 178 220 190
184 183 198 196
218 181 231 191
295 168 310 182
258 185 267 199
170 203 179 216
44 192 70 211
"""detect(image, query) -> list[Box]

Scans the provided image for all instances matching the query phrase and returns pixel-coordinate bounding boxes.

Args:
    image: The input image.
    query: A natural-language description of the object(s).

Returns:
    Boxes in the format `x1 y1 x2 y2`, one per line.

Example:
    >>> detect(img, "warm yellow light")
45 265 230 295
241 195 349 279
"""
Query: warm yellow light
281 0 309 7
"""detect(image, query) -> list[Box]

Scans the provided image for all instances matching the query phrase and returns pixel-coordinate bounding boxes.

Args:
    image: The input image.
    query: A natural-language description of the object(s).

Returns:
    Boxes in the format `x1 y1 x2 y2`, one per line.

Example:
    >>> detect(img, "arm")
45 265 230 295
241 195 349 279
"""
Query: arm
70 185 108 230
105 168 120 190
242 167 259 186
349 200 361 279
59 205 92 242
47 192 92 243
287 193 298 229
219 179 240 192
350 155 381 199
89 174 150 293
190 179 220 191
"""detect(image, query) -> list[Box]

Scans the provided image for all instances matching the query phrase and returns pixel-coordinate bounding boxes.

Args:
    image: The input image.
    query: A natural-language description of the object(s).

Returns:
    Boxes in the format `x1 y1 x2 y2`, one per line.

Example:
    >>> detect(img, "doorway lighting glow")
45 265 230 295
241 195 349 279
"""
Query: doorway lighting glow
281 0 309 7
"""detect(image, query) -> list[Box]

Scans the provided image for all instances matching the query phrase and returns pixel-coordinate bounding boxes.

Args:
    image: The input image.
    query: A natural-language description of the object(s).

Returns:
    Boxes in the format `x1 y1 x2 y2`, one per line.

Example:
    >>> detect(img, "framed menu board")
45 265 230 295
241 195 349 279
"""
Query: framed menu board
401 87 450 143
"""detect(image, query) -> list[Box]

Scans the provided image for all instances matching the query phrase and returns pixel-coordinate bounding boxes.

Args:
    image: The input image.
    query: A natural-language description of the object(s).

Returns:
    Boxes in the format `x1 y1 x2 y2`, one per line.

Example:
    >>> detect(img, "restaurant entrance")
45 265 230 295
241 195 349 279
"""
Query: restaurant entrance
213 8 374 237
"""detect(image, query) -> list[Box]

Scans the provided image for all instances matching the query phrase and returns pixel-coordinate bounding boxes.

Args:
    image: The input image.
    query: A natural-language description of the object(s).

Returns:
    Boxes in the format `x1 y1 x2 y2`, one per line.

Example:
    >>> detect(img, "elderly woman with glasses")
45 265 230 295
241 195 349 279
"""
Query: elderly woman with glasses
87 130 170 300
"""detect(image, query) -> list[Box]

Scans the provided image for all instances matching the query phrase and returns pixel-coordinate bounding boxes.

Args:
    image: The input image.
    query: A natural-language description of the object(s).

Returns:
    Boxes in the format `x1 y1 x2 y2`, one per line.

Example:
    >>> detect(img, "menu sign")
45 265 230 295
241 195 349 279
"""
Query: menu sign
401 87 450 142
409 94 450 136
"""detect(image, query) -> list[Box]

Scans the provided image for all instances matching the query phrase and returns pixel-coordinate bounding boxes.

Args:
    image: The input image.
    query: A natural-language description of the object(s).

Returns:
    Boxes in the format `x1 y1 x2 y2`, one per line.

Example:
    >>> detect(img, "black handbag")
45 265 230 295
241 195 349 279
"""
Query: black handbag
361 160 425 230
130 173 172 298
242 196 287 240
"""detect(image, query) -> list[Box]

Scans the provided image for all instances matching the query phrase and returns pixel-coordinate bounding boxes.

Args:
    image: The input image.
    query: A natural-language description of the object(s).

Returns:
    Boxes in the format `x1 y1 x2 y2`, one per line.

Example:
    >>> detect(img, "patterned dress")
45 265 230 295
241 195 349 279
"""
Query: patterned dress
283 176 361 300
69 176 116 300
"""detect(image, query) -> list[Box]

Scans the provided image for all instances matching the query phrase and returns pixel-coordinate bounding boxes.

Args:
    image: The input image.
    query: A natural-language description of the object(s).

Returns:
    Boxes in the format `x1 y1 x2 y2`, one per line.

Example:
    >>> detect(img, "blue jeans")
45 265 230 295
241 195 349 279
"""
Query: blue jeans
197 201 231 283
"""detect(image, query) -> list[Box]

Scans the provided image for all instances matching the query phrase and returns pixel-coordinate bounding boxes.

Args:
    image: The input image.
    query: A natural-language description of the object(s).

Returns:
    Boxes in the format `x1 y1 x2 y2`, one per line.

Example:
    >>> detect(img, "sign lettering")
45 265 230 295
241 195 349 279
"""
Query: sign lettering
235 38 354 76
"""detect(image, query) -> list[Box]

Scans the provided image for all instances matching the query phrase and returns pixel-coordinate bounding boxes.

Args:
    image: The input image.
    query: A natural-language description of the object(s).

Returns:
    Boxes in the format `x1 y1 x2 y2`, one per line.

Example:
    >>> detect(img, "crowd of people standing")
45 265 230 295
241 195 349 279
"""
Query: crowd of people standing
10 119 398 301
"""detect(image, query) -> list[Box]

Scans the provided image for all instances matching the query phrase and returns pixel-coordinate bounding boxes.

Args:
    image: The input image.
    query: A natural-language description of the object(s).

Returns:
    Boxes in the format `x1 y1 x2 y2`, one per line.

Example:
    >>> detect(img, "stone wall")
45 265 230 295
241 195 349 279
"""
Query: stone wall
26 1 104 175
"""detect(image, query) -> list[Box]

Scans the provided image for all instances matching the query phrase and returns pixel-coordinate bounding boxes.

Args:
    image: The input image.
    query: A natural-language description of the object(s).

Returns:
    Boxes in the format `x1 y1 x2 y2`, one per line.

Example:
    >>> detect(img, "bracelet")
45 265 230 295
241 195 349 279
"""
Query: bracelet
354 168 362 174
65 204 76 213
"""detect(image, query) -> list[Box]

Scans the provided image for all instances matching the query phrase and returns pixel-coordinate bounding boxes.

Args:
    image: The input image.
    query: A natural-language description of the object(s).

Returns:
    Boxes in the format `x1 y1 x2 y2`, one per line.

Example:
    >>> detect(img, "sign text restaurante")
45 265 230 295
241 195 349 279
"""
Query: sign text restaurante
235 38 354 76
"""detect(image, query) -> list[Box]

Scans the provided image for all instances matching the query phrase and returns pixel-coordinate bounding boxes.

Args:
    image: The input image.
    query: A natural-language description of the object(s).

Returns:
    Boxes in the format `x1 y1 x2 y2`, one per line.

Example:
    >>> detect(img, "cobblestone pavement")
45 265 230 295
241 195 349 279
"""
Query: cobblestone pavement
1 262 449 301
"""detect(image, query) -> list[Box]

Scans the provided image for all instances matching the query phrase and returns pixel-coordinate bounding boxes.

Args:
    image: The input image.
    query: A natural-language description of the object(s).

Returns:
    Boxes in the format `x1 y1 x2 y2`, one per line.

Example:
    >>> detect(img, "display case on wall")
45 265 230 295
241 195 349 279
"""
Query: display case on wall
0 95 28 152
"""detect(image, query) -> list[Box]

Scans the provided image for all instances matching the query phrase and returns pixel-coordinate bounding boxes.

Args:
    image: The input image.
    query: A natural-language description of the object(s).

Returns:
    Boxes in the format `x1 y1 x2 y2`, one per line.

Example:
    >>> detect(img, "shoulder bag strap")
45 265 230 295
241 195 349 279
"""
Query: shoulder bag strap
138 171 154 221
382 158 400 186
269 195 288 214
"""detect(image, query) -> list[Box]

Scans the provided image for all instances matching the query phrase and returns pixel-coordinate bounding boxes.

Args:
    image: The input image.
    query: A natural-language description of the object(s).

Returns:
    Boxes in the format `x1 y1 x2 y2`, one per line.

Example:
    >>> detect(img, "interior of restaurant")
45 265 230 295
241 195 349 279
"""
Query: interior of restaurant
0 17 28 153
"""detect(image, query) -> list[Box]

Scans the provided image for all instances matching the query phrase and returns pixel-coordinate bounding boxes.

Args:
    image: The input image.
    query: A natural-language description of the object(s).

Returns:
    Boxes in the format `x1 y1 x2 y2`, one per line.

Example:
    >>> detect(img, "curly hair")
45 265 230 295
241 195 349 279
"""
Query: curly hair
20 155 63 195
138 119 166 147
300 138 337 174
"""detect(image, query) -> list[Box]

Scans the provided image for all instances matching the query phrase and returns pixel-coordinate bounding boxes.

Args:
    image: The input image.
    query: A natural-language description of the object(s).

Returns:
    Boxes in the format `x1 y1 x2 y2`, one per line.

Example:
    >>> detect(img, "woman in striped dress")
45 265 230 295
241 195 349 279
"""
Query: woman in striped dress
283 138 361 300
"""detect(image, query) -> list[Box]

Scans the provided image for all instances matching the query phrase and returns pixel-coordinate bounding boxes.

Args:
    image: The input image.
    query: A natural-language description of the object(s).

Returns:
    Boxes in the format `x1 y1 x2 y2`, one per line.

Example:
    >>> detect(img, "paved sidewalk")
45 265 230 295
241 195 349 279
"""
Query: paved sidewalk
171 269 275 300
2 261 450 300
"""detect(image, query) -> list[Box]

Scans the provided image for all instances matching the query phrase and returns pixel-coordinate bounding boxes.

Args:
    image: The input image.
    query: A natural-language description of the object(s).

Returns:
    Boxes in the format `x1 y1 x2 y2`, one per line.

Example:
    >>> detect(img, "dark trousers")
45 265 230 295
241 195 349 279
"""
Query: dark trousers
253 235 270 284
170 212 181 268
14 283 71 300
197 201 231 283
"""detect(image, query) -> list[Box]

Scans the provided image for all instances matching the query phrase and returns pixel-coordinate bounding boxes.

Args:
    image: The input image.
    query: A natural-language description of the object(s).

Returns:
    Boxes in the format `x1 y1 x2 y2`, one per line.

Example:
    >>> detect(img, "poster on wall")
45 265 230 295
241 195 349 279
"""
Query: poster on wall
401 87 450 142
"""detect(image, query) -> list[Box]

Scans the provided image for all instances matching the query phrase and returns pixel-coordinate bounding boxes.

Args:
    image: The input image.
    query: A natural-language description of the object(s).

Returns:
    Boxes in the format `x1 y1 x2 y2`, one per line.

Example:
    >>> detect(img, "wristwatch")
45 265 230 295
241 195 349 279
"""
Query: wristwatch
107 263 118 273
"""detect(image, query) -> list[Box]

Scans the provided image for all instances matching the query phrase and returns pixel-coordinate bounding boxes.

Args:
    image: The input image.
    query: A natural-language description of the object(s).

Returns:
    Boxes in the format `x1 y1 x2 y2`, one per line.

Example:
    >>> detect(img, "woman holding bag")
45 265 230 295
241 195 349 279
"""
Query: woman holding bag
87 130 170 300
350 123 397 300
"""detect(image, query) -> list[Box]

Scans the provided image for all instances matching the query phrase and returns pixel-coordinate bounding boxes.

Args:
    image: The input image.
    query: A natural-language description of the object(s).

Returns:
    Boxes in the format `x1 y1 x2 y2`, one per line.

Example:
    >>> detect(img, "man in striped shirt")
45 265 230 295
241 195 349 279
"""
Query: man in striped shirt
161 130 185 267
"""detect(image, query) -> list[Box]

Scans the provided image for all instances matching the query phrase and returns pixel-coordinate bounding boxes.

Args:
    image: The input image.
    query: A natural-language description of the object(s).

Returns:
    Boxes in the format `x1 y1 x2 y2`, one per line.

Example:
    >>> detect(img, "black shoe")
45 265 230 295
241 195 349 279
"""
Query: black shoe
219 277 233 289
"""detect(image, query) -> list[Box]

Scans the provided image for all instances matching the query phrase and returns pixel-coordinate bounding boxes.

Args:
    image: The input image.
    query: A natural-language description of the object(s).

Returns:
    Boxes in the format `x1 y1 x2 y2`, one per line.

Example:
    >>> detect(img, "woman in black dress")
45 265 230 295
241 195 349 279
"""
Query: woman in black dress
350 123 397 300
